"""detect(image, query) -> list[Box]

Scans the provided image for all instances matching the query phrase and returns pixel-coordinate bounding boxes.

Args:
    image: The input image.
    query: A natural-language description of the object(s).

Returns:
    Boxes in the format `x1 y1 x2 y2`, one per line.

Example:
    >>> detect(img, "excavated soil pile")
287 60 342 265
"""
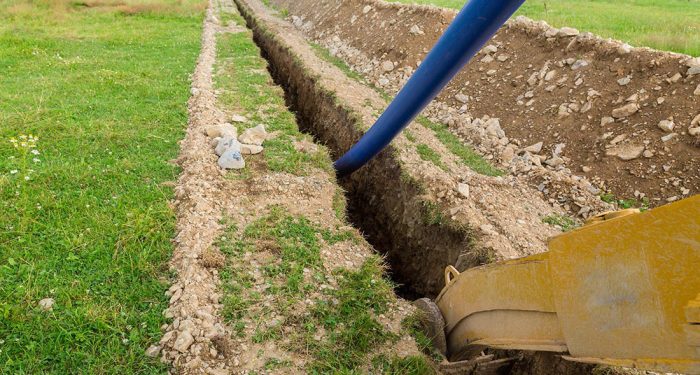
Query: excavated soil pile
272 0 700 211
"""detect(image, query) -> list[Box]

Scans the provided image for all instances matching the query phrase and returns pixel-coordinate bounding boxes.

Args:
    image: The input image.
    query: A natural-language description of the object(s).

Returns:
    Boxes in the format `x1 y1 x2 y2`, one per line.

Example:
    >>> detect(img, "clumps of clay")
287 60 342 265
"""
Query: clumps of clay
203 119 267 170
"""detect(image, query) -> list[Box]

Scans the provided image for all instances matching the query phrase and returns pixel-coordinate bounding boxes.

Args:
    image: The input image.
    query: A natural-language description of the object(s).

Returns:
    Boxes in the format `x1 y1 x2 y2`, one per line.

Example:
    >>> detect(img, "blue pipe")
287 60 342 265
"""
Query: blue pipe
334 0 525 176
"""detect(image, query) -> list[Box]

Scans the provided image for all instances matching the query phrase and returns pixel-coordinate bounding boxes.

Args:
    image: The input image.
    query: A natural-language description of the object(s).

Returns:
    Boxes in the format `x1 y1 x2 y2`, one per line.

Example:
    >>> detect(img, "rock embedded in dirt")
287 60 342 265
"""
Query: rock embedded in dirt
409 24 424 35
600 116 615 126
571 59 589 70
238 124 267 146
456 183 470 198
241 144 264 155
381 60 395 72
524 141 543 154
482 44 498 54
173 330 194 353
362 5 371 14
231 114 248 123
455 93 469 104
692 114 700 127
657 119 675 132
558 27 579 37
606 144 645 161
661 133 677 143
218 143 245 170
38 298 55 311
617 76 631 86
689 127 700 136
611 103 639 118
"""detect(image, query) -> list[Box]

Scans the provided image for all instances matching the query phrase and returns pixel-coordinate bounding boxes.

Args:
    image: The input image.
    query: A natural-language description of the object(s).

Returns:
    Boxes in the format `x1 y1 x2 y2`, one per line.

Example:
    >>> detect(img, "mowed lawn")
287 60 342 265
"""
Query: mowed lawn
389 0 700 57
0 0 203 372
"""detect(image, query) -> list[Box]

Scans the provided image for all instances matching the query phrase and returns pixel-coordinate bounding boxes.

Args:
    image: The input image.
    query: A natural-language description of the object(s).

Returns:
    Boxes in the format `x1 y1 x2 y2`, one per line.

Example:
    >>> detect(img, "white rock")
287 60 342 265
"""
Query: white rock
688 66 700 76
667 72 682 83
687 57 700 68
455 93 469 104
486 69 497 76
611 103 639 119
482 44 498 54
617 43 632 54
544 70 557 81
381 61 394 72
657 120 675 132
606 144 644 161
456 183 470 198
484 118 505 138
524 141 543 154
241 144 264 155
362 5 371 14
497 54 509 62
480 54 494 63
661 133 677 143
218 144 245 170
239 124 267 146
694 84 700 96
571 59 589 70
39 298 55 311
231 114 248 123
558 27 579 37
145 345 161 357
691 114 700 127
617 76 631 86
204 123 237 138
173 331 194 353
409 25 424 35
215 136 238 156
600 117 615 126
689 127 700 136
544 28 558 38
545 156 564 167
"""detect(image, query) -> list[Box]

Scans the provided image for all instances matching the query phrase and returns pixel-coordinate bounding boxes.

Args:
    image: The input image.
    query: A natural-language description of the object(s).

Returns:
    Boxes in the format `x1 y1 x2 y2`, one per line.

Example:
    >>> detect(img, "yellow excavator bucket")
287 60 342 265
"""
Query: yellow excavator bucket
435 195 700 374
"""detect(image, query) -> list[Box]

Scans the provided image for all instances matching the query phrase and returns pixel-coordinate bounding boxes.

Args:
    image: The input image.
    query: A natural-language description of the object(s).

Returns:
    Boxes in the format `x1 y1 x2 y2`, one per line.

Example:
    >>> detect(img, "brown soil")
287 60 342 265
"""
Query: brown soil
272 0 700 207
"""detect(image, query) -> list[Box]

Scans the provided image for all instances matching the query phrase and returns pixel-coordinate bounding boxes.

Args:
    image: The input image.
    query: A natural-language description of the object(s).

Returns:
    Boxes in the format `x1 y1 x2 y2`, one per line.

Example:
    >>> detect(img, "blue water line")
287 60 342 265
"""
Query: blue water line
333 0 526 176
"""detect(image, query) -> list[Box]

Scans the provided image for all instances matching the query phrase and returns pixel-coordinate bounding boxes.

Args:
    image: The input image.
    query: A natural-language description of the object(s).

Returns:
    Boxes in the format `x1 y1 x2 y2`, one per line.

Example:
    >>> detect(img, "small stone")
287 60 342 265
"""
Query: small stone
231 114 248 123
480 54 494 63
610 134 626 145
455 93 469 104
657 119 674 132
215 136 238 156
617 76 631 86
611 103 639 119
600 117 615 126
694 84 700 96
582 166 592 173
409 25 424 35
39 298 55 311
606 144 644 161
688 66 700 76
173 331 194 353
381 61 395 72
456 183 470 198
544 70 557 81
482 44 498 54
204 123 237 138
545 156 564 167
218 143 245 170
558 27 579 37
618 43 632 54
145 345 161 357
362 5 371 14
688 127 700 136
661 133 677 142
687 57 700 68
657 97 665 105
524 141 543 154
544 28 558 38
643 150 654 158
241 144 263 155
667 72 682 83
496 54 509 62
239 124 267 146
571 59 589 70
692 114 700 127
486 69 497 76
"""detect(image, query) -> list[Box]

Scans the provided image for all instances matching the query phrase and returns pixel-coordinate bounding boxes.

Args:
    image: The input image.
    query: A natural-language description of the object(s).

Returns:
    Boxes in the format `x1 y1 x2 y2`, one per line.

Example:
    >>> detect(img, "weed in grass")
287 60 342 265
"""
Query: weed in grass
371 354 437 375
600 193 650 210
542 214 578 232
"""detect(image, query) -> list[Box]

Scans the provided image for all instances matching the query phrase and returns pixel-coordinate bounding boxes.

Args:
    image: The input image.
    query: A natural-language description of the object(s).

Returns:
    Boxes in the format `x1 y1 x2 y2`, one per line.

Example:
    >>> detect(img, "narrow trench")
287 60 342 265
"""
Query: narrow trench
233 3 481 300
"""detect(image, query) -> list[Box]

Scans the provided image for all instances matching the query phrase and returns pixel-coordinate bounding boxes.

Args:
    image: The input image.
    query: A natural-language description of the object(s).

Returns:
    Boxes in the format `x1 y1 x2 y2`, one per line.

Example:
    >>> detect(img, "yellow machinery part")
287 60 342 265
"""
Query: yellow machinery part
435 195 700 374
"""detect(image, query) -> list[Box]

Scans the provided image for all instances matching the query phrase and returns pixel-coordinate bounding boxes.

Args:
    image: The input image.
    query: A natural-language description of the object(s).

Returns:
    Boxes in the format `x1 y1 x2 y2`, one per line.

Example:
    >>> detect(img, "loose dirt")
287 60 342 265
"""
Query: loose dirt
272 0 700 211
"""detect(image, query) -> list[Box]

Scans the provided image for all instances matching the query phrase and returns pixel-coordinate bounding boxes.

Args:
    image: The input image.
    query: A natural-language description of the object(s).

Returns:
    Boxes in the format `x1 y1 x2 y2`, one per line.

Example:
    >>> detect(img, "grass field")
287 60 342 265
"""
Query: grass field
0 0 203 372
388 0 700 57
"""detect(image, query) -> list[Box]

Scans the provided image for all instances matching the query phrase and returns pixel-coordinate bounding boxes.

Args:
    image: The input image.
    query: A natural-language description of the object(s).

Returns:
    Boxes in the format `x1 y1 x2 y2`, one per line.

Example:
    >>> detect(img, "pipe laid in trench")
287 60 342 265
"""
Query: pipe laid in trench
333 0 525 176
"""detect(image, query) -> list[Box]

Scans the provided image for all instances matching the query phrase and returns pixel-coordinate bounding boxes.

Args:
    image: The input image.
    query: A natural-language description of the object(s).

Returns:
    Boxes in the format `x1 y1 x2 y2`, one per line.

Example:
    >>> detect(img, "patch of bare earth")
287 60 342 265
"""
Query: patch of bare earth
273 0 700 215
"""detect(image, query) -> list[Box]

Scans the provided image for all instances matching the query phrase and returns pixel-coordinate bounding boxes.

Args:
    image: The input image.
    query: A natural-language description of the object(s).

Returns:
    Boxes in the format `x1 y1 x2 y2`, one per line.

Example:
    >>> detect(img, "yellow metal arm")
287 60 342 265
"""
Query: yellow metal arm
435 195 700 374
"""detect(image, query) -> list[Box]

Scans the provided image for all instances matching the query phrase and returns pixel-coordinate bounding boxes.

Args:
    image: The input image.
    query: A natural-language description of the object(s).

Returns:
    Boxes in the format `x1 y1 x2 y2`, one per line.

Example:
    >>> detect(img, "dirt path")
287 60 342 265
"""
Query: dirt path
156 1 240 372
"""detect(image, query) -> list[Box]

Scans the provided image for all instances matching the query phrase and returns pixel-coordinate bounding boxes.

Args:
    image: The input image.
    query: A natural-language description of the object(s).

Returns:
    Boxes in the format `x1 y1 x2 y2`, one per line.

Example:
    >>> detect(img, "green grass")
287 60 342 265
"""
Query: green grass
416 144 447 171
542 214 578 232
215 27 331 176
387 0 700 56
0 0 204 372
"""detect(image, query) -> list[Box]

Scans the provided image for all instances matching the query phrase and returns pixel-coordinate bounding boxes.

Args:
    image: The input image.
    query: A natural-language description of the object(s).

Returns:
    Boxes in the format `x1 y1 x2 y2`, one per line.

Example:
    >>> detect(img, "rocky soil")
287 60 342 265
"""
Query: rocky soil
273 0 700 214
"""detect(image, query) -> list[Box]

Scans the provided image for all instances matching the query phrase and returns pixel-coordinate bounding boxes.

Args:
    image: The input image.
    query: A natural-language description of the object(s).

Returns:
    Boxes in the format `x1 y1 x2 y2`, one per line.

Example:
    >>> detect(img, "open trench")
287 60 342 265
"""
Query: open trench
231 3 482 300
229 2 603 373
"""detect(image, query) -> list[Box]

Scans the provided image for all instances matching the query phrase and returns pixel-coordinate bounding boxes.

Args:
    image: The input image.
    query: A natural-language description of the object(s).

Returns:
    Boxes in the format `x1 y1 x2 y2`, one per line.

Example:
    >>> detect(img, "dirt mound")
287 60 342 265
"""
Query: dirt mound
271 0 700 209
